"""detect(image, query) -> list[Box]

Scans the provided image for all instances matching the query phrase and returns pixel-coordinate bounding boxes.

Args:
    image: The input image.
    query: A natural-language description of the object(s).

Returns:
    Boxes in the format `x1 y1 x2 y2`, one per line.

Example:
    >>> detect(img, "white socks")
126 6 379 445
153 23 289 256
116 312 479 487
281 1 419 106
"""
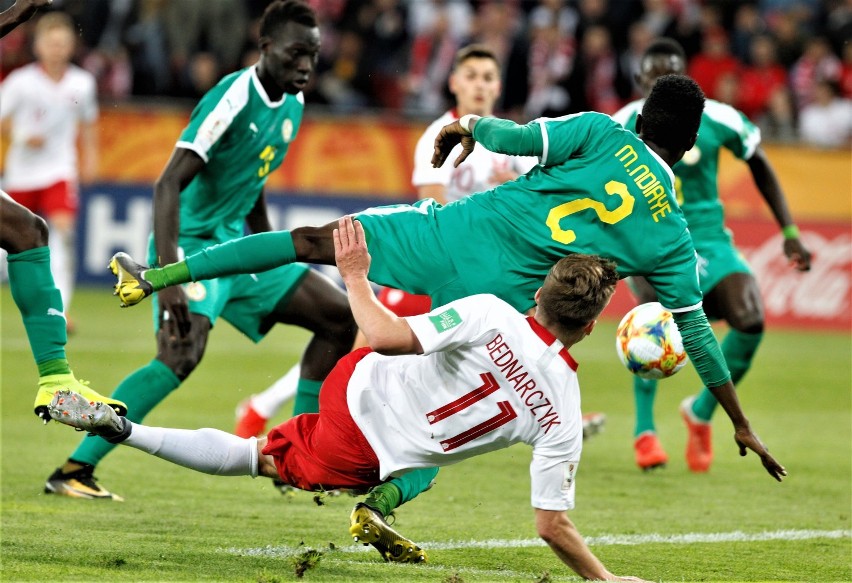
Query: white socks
251 364 301 418
124 424 258 478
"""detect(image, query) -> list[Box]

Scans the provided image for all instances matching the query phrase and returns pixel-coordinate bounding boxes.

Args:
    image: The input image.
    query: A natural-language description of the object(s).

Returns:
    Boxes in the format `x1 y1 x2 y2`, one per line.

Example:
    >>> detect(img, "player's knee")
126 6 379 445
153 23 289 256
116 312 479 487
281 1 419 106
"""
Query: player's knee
6 211 49 252
728 309 764 334
156 342 205 380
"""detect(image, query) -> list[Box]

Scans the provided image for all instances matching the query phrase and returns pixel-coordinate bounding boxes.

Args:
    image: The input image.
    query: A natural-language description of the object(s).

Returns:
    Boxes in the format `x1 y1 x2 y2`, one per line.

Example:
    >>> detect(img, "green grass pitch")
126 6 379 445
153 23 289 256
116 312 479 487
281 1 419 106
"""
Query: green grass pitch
2 286 850 582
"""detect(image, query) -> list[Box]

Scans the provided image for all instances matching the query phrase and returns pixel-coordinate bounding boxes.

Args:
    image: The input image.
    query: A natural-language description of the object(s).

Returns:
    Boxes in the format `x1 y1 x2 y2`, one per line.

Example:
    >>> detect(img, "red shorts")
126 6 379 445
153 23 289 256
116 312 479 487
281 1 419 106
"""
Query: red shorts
377 287 432 317
7 180 78 216
262 347 381 491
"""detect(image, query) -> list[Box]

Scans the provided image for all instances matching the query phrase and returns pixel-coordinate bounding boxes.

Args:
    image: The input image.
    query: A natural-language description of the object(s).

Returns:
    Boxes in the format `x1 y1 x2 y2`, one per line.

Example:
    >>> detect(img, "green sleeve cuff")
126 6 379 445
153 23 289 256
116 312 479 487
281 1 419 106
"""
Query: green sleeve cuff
672 309 731 388
472 118 544 157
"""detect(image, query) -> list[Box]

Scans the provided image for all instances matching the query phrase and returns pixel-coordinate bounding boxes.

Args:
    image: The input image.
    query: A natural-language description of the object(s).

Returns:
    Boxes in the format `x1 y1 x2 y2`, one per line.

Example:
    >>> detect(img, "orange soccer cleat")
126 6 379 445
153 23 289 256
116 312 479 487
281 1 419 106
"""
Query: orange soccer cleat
680 397 712 472
634 431 668 471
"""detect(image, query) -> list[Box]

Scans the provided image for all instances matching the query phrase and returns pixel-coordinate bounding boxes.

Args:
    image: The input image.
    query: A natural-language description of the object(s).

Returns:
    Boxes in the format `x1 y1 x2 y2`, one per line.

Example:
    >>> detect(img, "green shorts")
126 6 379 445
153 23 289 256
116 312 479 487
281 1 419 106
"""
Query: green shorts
356 200 469 307
147 236 309 342
694 238 753 295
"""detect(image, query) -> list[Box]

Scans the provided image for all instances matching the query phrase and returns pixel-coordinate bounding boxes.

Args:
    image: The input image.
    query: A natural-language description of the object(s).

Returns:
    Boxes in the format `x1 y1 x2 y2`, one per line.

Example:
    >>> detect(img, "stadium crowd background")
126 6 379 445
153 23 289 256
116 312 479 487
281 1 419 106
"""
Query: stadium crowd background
1 0 850 147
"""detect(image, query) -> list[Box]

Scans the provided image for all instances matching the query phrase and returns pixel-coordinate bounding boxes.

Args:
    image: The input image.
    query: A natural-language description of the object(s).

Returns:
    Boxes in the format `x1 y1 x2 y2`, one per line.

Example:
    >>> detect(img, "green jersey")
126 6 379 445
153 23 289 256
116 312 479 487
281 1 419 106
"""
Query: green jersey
612 98 760 243
176 66 304 242
435 112 703 313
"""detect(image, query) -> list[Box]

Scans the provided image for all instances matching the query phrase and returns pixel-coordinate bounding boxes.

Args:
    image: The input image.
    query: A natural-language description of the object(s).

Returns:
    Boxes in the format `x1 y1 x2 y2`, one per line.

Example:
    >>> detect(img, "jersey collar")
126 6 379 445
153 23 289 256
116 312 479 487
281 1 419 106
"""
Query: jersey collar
526 317 578 371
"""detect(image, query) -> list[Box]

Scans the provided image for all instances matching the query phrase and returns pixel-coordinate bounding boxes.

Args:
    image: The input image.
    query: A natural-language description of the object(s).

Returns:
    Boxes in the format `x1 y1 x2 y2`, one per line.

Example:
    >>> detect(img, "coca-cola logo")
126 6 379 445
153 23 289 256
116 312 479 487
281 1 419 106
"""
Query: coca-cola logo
742 231 852 321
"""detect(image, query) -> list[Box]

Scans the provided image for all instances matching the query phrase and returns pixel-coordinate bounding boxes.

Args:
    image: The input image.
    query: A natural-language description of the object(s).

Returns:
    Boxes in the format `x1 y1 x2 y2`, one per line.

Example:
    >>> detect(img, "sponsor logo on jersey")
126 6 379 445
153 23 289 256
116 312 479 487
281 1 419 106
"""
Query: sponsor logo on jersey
185 282 207 302
282 119 294 143
429 308 462 332
681 146 701 165
46 307 65 318
249 122 259 135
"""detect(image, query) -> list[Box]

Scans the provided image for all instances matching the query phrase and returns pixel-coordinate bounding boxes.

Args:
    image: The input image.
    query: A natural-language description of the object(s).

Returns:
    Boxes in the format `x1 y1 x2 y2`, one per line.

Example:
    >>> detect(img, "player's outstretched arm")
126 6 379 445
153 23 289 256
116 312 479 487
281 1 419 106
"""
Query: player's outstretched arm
334 216 422 355
0 0 51 38
535 509 652 582
746 148 811 272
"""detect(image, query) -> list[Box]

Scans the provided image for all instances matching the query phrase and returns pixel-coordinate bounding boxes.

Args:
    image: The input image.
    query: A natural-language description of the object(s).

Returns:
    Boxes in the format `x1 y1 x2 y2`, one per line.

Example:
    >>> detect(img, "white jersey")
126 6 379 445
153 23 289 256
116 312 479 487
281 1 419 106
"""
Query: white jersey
412 110 539 203
0 63 98 190
347 294 583 511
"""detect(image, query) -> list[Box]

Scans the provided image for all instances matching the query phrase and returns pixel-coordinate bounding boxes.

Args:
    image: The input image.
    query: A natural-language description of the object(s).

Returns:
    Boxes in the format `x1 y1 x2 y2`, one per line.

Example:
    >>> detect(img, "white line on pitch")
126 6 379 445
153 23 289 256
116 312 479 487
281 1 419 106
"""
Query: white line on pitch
223 528 850 558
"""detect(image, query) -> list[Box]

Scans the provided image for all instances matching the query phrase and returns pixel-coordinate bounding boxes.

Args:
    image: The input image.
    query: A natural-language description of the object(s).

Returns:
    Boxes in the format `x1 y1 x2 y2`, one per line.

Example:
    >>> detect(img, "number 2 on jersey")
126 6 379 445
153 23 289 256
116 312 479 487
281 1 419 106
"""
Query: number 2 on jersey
425 372 517 451
546 180 635 244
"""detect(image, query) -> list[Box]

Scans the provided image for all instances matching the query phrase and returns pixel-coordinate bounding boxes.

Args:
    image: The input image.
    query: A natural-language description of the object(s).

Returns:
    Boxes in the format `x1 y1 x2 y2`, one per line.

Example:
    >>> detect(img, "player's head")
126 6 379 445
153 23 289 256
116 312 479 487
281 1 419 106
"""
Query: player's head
637 38 686 97
34 12 76 70
449 44 502 117
257 0 320 95
536 254 619 342
637 74 704 159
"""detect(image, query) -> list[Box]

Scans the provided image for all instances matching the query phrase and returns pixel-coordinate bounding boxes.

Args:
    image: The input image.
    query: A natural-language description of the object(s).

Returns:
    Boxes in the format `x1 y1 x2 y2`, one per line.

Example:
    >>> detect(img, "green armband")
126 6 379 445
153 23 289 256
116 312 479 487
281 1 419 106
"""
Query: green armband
782 225 800 239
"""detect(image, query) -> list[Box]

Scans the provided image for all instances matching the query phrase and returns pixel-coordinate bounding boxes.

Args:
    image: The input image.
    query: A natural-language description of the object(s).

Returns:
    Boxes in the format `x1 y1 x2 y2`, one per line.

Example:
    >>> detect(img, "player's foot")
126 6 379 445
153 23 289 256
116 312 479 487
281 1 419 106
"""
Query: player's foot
349 503 427 563
582 411 606 440
109 252 153 307
680 396 712 472
47 390 130 442
634 431 668 470
44 464 124 501
234 397 268 438
34 374 127 423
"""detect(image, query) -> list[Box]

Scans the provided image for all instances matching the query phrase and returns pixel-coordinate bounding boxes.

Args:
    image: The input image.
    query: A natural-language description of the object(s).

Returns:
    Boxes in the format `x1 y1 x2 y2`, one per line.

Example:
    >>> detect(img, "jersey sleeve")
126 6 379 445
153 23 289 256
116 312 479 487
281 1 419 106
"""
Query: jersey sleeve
530 452 579 511
406 294 506 355
536 112 611 166
80 73 99 123
643 229 703 312
412 120 452 187
704 101 761 160
176 75 249 163
0 73 22 121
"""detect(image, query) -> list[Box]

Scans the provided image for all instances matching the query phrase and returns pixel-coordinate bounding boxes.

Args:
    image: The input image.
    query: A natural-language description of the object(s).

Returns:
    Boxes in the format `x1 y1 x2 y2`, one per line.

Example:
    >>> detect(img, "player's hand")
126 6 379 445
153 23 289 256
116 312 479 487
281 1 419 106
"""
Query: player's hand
734 426 787 482
432 120 476 169
333 216 370 283
157 286 191 340
783 237 811 271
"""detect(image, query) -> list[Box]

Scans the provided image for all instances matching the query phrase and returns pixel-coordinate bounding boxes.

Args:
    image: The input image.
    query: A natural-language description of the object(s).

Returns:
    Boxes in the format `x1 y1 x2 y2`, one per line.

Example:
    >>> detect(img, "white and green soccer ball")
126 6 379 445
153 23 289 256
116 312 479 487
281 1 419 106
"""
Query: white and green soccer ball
616 302 689 380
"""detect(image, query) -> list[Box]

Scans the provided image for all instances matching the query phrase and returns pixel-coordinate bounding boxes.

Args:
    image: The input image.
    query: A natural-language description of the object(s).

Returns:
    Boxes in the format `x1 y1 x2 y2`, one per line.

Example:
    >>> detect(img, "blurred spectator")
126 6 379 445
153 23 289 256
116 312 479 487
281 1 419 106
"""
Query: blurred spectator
789 36 842 108
355 0 409 109
467 1 529 118
525 0 577 118
405 0 473 115
769 10 806 67
730 4 767 63
123 0 169 96
736 35 788 120
841 41 852 99
688 27 740 100
566 24 621 114
163 0 248 97
759 81 798 142
798 79 852 148
620 20 654 99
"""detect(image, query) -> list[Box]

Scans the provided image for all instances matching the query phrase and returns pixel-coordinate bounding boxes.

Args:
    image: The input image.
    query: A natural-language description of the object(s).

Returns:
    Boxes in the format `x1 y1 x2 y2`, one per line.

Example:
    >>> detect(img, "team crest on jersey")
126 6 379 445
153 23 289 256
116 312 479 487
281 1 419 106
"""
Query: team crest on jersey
429 308 462 333
681 146 701 165
281 119 294 143
185 282 207 302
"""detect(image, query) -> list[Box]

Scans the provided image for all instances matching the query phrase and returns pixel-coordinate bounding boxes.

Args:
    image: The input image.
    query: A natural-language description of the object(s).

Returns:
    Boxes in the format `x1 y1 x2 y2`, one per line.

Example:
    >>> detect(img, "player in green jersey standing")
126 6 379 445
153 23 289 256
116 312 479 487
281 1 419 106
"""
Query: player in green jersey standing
108 75 787 555
44 0 357 500
612 39 811 473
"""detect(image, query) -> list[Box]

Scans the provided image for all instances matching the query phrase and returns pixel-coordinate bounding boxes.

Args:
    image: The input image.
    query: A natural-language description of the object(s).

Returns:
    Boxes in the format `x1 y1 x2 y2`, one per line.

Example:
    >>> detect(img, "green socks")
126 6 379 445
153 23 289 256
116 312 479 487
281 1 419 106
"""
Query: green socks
633 376 659 437
144 261 191 291
69 359 180 466
38 358 71 377
691 329 763 421
7 246 68 368
183 231 297 282
365 467 439 517
292 378 323 415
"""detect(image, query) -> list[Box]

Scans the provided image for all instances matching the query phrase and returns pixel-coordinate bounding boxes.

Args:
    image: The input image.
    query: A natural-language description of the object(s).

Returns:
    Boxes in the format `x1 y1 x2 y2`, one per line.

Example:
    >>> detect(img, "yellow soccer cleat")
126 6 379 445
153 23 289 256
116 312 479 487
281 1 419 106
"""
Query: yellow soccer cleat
109 252 153 307
34 374 127 422
44 463 124 501
349 503 427 563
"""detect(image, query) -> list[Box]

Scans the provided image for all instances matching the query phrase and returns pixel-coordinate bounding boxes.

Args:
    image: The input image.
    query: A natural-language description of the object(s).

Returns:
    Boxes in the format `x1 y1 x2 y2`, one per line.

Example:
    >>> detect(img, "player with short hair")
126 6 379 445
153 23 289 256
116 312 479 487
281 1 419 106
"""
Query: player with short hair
612 38 811 472
43 0 357 501
49 219 653 581
0 0 127 421
234 43 539 436
2 10 99 327
110 74 786 484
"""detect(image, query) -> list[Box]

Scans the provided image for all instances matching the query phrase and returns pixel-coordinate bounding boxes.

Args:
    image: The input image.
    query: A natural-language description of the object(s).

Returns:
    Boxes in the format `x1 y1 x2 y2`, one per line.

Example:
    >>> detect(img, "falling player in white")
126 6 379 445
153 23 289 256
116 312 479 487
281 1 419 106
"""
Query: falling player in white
48 216 649 581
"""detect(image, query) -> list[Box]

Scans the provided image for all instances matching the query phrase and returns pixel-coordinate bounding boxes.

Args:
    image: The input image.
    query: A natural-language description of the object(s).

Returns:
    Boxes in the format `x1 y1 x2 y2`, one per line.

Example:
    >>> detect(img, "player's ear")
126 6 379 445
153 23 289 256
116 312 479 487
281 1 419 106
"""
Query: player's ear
534 287 542 304
634 114 643 135
583 319 597 336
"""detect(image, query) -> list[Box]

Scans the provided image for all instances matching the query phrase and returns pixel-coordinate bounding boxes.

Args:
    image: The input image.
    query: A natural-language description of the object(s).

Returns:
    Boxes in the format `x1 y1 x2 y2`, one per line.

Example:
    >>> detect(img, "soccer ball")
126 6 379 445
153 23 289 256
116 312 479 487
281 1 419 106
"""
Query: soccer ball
616 302 688 379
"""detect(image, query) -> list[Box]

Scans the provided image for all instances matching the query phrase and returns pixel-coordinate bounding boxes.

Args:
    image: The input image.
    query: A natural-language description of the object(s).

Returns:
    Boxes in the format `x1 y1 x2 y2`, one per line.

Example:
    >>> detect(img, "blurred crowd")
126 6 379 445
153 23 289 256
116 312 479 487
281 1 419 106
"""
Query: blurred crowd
1 0 851 146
